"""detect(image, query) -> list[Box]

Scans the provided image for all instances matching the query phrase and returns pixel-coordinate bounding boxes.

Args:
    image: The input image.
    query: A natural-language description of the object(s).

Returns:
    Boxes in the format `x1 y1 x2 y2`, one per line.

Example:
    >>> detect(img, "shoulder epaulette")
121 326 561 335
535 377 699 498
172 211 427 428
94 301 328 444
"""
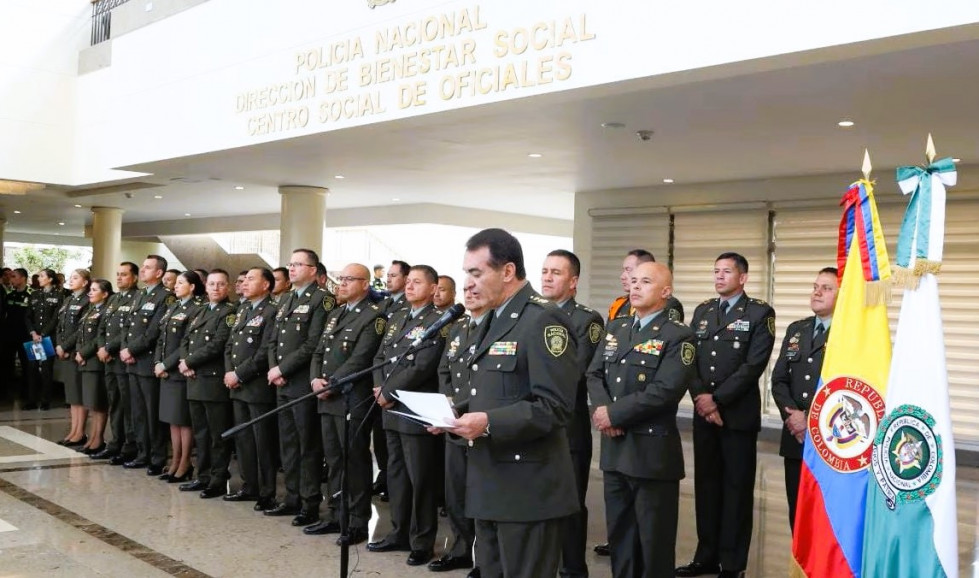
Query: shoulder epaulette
700 298 714 305
528 294 550 305
575 303 596 314
749 297 769 306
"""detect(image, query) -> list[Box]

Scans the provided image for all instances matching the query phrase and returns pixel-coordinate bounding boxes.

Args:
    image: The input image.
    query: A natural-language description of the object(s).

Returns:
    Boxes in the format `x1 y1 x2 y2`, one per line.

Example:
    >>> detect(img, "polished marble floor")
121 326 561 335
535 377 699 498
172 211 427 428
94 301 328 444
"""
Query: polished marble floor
0 402 976 577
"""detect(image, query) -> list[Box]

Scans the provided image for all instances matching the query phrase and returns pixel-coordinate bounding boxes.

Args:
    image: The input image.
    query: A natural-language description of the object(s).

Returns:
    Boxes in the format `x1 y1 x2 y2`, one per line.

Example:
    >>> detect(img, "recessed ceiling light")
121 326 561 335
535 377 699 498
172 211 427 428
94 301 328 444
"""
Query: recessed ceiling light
13 210 21 214
234 186 244 190
392 198 400 202
952 158 961 163
663 178 675 184
57 222 65 226
73 204 82 208
528 153 543 158
184 213 191 216
334 175 345 179
601 122 625 129
837 120 855 127
154 195 163 199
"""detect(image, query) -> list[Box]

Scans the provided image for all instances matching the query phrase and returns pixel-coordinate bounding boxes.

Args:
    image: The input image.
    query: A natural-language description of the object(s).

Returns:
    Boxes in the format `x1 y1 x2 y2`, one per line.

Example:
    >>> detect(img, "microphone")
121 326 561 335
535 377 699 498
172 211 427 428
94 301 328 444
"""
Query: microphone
410 303 465 347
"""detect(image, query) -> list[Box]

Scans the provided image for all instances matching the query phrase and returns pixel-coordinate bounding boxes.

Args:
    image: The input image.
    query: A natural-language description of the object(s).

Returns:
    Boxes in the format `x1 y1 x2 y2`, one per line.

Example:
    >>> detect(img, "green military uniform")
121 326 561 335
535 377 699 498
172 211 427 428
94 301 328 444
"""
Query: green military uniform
98 288 139 460
122 283 174 469
226 296 279 502
267 284 334 514
369 291 405 491
587 312 696 578
55 291 89 407
309 298 385 534
771 316 828 531
688 294 775 574
155 297 200 427
26 288 63 408
457 283 579 578
2 287 32 398
372 302 446 552
76 302 110 411
559 298 605 578
182 300 236 493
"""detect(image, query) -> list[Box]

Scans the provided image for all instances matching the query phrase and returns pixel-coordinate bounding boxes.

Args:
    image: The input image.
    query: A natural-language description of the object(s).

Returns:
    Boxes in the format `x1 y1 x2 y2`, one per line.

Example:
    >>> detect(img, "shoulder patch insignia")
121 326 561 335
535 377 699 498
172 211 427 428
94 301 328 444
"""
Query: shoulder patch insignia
165 294 177 306
226 314 236 327
440 325 450 338
588 322 602 344
544 325 569 358
668 308 681 322
767 317 776 336
323 296 336 311
681 342 696 366
375 317 386 335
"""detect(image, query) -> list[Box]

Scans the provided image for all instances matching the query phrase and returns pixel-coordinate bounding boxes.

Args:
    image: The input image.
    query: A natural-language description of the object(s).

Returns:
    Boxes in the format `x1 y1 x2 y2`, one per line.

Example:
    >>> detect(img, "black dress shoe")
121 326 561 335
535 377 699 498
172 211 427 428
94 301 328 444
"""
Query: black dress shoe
291 510 319 527
40 403 51 411
90 448 117 460
674 561 721 577
366 538 410 553
337 527 368 546
82 444 106 456
64 435 88 448
593 543 610 556
428 555 474 572
254 497 277 512
109 454 134 466
223 489 259 502
371 481 387 496
303 520 341 535
717 571 745 578
168 467 194 483
158 472 173 481
123 459 148 469
406 549 434 566
200 486 224 499
466 569 481 578
22 403 38 411
264 503 300 517
179 480 208 492
146 464 164 476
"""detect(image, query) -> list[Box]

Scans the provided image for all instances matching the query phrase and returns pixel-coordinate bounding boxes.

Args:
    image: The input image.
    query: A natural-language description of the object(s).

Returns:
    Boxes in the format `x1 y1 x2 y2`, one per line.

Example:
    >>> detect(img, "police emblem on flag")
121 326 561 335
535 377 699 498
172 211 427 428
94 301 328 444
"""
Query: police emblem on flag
870 404 943 510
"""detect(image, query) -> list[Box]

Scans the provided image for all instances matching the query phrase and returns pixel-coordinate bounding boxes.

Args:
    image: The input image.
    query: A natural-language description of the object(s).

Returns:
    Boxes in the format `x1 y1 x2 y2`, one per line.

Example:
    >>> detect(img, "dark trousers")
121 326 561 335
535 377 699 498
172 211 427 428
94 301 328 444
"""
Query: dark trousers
560 446 593 577
28 358 55 405
130 373 167 467
604 471 679 578
784 457 801 533
105 370 135 455
475 517 563 578
189 399 232 490
384 429 439 550
369 404 388 486
232 399 277 498
321 412 372 529
2 339 30 398
692 422 757 572
277 394 323 509
444 440 475 559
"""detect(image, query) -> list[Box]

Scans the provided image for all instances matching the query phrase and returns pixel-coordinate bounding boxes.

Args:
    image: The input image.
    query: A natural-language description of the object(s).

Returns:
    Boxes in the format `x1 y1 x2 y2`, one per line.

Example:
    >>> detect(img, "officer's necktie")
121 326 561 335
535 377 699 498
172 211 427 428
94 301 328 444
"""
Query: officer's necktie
633 319 641 336
814 322 825 338
719 300 730 315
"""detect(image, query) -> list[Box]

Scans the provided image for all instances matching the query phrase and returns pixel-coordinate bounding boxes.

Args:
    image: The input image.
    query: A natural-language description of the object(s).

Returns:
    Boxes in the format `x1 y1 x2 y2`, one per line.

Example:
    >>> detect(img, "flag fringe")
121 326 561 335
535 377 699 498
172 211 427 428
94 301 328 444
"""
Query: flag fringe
893 261 942 289
864 279 892 306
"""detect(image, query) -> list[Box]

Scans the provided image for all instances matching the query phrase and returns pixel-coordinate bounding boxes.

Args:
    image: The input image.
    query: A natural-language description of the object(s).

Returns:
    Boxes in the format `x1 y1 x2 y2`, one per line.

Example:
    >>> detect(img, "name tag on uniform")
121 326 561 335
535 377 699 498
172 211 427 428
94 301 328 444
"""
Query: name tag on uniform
731 320 750 332
488 341 517 355
142 302 156 311
247 315 264 327
634 339 664 355
294 304 309 314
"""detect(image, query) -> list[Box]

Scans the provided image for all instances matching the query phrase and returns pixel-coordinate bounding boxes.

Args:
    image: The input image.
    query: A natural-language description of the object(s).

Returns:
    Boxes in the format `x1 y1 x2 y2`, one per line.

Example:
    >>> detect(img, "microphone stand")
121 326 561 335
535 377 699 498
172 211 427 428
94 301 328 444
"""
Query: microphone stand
220 339 440 578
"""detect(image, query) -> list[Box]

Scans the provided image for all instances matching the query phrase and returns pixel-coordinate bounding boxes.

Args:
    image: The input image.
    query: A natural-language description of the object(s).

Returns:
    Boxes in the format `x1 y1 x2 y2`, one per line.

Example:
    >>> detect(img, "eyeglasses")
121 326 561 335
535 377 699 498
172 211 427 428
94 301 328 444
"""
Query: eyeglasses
337 276 367 284
287 262 315 268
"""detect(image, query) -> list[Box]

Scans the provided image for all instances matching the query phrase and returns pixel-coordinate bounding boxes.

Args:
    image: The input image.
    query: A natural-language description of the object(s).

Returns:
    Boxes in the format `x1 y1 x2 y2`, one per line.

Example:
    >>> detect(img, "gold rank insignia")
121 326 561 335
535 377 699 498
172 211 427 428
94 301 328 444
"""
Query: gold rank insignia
165 294 177 306
226 314 236 327
544 325 569 358
681 342 696 366
323 295 336 311
440 325 450 338
374 317 386 335
588 322 602 344
767 317 776 336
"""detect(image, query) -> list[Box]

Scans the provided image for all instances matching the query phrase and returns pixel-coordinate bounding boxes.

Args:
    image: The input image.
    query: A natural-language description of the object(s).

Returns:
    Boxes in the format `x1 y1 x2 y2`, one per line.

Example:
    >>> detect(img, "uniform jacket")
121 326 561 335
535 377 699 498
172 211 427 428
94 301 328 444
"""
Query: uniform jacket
55 292 90 353
609 294 685 324
226 296 278 404
2 288 31 341
374 302 445 434
560 298 605 454
182 300 236 402
76 302 109 373
437 314 478 447
771 316 828 458
378 293 406 319
154 298 201 383
122 284 174 376
98 289 139 374
458 283 579 523
689 294 776 432
27 288 63 339
268 285 335 398
586 313 695 480
311 299 386 417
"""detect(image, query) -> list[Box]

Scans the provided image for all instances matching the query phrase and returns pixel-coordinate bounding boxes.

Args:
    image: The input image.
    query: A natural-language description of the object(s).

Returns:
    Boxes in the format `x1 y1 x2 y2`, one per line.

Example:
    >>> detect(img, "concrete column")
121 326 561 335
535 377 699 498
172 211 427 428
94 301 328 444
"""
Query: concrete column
278 185 327 266
91 207 124 282
0 218 6 267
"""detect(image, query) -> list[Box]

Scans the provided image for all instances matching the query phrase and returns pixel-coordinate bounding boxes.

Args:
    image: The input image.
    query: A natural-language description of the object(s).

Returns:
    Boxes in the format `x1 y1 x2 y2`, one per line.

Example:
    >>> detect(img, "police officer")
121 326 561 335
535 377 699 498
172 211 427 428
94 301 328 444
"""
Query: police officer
120 255 174 475
676 252 776 578
434 275 457 310
587 262 695 578
540 249 604 578
608 250 683 323
771 267 837 532
1 268 32 400
25 269 63 411
224 267 279 510
180 269 236 499
368 265 446 566
271 267 290 304
94 262 140 462
304 263 385 546
444 228 579 578
266 248 334 526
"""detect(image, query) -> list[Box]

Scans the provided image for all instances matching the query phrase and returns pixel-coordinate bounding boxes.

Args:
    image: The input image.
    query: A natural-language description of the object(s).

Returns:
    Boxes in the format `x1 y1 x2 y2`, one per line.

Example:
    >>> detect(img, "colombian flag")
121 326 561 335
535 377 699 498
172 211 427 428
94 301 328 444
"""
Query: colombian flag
790 179 892 578
862 159 958 578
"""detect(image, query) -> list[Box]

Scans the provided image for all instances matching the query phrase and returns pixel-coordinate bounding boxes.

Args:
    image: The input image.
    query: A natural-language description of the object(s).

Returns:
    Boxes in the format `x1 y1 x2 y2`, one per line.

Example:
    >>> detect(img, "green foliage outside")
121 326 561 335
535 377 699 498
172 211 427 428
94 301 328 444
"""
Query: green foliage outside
5 245 90 274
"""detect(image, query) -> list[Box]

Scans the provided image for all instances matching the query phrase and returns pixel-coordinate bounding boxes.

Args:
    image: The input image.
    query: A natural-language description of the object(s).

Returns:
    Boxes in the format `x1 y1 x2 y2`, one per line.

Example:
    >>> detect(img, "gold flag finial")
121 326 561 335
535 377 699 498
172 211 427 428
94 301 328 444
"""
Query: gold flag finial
926 134 936 164
862 149 873 180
